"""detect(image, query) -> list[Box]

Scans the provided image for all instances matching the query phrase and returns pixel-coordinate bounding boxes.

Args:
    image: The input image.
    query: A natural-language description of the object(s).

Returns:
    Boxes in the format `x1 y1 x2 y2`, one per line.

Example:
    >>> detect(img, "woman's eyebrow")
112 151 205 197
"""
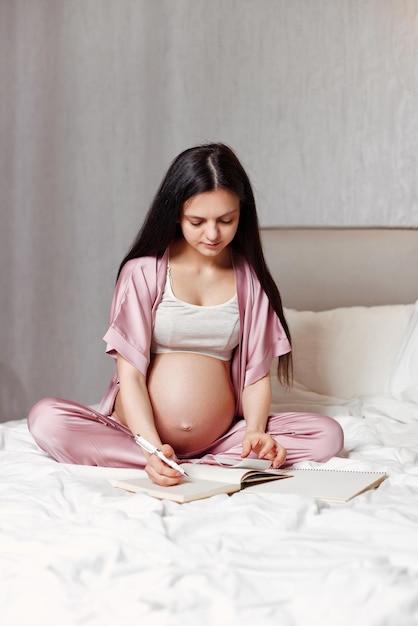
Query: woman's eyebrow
184 208 239 219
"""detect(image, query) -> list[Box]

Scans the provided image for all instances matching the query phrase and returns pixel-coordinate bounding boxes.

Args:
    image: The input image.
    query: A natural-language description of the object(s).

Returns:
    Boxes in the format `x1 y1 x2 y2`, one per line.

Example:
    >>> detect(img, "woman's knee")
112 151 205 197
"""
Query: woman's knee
27 397 62 443
315 415 344 461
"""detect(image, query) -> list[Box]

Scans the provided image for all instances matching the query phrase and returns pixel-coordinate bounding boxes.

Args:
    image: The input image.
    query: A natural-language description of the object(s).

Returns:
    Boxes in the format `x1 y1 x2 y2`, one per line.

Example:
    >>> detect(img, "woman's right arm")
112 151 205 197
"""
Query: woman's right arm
116 353 161 444
116 353 183 485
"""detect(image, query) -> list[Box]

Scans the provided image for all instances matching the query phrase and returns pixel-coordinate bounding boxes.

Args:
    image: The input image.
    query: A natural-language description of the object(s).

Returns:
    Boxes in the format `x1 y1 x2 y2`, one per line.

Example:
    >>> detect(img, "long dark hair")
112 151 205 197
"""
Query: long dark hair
118 143 292 386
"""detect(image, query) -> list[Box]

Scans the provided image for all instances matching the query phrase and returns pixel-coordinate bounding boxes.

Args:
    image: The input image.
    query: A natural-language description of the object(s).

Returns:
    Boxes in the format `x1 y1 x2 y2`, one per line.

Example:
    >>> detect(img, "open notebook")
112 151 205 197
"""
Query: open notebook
245 466 387 502
114 459 288 503
114 459 387 504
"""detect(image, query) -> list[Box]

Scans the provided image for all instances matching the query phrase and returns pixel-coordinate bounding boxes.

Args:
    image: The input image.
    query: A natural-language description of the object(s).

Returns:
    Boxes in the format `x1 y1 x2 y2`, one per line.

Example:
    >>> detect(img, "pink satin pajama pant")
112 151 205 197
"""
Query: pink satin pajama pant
27 397 344 468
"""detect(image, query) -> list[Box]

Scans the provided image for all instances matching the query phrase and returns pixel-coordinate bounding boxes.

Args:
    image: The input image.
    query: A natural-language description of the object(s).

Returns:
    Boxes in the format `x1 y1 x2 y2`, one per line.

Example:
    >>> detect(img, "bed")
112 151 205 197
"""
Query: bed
2 228 418 626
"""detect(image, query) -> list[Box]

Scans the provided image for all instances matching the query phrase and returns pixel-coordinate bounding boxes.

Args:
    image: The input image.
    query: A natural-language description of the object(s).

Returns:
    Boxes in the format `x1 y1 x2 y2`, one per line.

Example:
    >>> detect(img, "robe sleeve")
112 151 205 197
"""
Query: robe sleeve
102 257 159 377
241 265 291 388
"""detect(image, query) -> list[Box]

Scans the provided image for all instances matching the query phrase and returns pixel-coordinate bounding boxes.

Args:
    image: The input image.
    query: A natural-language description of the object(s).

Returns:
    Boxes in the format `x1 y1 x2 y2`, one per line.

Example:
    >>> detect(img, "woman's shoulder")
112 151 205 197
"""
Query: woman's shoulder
116 253 168 295
121 255 157 273
119 253 168 278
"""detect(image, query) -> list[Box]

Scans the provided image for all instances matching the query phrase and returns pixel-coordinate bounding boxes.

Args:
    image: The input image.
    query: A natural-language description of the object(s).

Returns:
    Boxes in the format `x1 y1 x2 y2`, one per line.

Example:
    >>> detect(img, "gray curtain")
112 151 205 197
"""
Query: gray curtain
1 0 417 422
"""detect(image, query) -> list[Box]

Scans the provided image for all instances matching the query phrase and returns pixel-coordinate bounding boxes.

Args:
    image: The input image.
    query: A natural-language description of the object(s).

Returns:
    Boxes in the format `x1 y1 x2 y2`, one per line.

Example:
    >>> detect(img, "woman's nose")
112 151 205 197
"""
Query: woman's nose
205 222 219 240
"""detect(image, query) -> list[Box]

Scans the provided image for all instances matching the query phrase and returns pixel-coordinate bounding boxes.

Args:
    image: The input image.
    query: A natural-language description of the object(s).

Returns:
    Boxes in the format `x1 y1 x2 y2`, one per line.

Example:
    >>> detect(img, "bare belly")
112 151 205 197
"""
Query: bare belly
147 352 236 454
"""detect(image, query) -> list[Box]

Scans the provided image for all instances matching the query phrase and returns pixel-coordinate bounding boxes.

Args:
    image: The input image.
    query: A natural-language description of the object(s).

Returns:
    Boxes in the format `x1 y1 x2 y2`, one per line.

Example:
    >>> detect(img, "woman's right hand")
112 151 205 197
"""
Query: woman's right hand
144 444 184 486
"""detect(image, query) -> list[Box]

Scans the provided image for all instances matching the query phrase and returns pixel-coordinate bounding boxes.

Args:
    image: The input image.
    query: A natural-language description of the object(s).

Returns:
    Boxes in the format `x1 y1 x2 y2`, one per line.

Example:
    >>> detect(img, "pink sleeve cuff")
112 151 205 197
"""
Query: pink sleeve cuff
103 327 149 377
244 337 291 387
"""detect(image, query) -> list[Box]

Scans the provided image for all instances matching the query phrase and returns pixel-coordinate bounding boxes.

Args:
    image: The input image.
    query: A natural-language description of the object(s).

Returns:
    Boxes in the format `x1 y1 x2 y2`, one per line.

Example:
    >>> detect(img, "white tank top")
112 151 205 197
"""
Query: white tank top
151 267 240 361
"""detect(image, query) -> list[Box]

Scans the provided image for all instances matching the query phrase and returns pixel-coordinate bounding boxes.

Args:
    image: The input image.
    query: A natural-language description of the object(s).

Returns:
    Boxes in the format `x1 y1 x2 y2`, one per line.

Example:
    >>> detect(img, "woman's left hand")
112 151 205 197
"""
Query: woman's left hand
241 430 287 469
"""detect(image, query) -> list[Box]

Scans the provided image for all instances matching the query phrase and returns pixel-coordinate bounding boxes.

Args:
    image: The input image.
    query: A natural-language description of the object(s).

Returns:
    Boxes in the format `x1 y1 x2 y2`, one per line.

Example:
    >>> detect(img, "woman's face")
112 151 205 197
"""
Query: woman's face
179 188 240 258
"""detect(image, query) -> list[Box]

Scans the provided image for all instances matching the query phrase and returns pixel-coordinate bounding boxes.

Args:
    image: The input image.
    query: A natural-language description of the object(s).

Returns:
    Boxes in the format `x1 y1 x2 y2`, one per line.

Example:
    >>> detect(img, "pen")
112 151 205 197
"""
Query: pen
134 434 189 477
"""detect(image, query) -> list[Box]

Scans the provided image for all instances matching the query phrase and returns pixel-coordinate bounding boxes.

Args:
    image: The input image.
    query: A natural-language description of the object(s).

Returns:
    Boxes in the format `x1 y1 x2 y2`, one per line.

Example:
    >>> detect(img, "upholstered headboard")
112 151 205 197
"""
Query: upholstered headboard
260 228 418 311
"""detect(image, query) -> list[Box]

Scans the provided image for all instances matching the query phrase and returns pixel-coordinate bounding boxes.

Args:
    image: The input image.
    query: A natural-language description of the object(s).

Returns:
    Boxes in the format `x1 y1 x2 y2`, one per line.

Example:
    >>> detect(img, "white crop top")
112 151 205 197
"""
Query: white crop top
151 268 240 361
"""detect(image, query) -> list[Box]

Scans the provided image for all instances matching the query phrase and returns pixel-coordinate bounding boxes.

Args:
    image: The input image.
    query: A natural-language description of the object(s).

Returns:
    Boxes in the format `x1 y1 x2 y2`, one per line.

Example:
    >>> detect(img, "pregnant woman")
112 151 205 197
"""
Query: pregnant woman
28 143 343 485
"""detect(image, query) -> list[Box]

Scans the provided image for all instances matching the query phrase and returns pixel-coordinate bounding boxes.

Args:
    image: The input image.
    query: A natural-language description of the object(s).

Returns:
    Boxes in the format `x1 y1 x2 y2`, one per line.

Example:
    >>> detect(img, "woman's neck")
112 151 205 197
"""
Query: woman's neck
170 239 232 270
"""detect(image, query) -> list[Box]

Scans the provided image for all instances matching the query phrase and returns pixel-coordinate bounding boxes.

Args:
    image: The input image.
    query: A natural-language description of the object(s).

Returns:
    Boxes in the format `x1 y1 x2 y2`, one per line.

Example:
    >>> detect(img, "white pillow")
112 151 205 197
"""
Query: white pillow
272 304 414 403
388 301 418 395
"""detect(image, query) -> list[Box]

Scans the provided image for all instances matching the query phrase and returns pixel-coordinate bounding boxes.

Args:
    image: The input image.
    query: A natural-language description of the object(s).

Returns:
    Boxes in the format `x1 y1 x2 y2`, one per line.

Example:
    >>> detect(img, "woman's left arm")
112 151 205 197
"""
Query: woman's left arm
241 374 287 468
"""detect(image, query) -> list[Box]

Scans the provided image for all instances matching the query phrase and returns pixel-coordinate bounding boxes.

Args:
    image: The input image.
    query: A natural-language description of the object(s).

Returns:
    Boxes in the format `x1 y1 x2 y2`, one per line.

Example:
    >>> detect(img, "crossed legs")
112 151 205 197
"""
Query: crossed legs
28 397 344 468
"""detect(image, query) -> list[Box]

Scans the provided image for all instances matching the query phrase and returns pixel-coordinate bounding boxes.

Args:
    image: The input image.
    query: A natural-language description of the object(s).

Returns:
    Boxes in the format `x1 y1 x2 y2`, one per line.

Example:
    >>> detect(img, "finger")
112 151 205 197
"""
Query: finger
146 455 183 484
146 463 183 486
160 443 176 459
259 441 275 458
260 449 277 461
149 471 183 487
241 439 252 458
272 446 287 469
249 436 264 452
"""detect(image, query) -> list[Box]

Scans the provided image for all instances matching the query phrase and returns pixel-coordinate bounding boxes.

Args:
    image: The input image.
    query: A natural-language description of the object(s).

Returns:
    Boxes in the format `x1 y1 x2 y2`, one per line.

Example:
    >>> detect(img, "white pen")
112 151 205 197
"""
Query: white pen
134 434 189 477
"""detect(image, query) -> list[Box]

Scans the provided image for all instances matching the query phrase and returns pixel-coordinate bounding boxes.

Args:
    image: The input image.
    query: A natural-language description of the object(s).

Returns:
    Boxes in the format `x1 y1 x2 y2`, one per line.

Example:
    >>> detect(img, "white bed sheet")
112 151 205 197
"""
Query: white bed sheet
1 402 418 626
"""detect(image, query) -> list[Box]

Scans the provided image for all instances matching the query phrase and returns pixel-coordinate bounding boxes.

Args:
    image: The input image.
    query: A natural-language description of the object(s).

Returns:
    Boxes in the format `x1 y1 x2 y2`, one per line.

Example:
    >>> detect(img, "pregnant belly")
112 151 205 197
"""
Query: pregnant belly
147 352 236 454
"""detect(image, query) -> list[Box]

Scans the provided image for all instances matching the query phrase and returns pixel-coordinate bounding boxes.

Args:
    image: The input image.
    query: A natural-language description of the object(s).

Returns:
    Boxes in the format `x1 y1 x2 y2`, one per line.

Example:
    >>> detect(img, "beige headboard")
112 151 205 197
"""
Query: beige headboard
260 228 418 311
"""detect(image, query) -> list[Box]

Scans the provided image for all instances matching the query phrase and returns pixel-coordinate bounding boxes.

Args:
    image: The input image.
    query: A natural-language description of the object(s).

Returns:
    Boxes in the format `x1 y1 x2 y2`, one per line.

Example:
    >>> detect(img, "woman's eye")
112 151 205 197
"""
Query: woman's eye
188 218 233 226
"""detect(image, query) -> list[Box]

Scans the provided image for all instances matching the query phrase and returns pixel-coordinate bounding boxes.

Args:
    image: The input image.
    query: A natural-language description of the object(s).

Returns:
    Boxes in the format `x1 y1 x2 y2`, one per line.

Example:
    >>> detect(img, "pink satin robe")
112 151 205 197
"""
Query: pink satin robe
28 251 344 467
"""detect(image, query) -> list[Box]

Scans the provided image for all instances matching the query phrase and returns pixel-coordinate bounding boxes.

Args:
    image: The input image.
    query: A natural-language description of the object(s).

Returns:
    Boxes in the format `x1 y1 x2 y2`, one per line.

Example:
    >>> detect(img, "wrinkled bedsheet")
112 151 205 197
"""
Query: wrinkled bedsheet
1 400 418 626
